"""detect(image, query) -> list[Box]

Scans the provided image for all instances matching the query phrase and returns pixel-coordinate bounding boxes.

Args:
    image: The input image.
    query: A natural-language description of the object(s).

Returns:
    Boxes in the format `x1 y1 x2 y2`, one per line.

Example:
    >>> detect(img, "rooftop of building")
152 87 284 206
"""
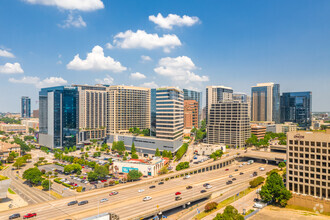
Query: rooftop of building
206 85 233 90
0 141 20 152
114 157 168 166
287 129 330 138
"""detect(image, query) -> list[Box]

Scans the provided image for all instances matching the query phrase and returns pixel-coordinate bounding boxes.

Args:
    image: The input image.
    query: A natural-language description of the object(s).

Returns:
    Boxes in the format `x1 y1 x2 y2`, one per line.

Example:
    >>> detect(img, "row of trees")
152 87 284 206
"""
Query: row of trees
175 143 189 160
64 164 82 174
175 162 189 171
128 127 150 136
246 132 287 149
191 120 207 141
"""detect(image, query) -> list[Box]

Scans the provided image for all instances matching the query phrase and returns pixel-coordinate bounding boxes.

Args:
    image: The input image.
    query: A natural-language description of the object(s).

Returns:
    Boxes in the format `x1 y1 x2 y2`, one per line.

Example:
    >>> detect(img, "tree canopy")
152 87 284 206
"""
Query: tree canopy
210 150 224 161
213 205 244 220
127 169 142 181
23 167 43 185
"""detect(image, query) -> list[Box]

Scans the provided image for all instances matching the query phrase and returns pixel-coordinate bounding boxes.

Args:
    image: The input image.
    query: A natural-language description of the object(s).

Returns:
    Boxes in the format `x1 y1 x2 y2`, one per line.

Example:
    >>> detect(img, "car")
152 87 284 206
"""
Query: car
186 186 193 189
259 167 265 171
23 213 37 219
78 200 88 206
240 172 244 175
253 203 264 208
239 165 243 168
9 213 20 219
143 196 152 201
232 178 237 181
229 175 233 178
200 190 207 193
226 180 233 185
149 185 156 189
100 198 108 203
205 185 212 189
67 200 78 206
203 183 209 187
138 189 145 193
225 169 229 171
183 175 191 179
109 191 118 196
175 192 181 195
235 169 238 171
253 172 258 177
242 162 246 165
158 181 164 185
175 196 182 201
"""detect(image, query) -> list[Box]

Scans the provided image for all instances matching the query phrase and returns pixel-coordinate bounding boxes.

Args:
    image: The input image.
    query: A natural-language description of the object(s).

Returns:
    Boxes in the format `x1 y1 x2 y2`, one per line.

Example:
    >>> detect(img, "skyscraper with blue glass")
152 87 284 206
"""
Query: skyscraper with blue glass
39 86 78 149
183 89 202 128
21 96 31 118
281 92 312 128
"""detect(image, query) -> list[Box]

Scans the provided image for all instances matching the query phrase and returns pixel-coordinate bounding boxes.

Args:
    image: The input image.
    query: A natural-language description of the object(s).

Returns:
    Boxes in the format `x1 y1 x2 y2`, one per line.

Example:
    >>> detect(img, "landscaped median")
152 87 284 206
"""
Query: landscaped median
54 178 75 189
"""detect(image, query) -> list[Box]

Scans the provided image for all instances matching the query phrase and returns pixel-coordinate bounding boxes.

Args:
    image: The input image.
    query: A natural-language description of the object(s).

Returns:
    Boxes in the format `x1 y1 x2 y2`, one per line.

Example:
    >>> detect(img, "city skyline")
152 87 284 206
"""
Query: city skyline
1 0 330 112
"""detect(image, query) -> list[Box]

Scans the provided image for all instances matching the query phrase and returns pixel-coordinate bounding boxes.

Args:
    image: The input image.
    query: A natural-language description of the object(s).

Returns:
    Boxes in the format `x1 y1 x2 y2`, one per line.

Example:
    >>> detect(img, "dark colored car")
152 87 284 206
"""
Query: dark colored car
200 190 207 193
23 213 37 219
67 200 78 206
240 172 244 175
253 172 258 177
175 196 182 201
78 200 88 206
149 185 156 189
158 181 164 185
9 213 20 219
186 186 193 189
232 178 237 181
225 169 229 171
203 183 209 187
235 169 238 171
226 180 233 185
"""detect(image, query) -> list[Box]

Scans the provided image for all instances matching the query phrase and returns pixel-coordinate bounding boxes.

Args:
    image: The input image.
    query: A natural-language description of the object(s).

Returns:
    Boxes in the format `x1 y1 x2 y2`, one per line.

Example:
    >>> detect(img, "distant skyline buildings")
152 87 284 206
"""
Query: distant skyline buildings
251 82 280 124
281 91 312 128
21 96 31 118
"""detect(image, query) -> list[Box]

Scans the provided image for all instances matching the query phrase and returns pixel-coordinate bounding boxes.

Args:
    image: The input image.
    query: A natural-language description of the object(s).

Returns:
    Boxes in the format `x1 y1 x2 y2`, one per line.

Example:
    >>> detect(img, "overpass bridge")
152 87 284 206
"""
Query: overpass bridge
242 150 286 164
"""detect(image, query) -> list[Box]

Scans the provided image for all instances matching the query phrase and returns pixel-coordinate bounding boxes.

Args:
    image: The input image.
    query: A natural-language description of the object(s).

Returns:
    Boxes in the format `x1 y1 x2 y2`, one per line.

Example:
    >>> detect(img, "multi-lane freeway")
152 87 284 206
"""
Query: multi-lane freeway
0 162 275 220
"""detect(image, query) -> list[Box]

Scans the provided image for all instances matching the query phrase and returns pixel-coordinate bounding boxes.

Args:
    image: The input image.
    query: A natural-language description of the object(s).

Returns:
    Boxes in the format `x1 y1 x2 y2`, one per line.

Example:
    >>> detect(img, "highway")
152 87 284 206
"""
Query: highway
0 162 275 220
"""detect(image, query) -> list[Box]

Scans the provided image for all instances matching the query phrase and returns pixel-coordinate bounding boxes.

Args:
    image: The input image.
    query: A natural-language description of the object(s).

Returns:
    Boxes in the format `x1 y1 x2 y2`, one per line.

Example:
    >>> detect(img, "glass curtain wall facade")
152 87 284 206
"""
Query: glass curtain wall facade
183 89 202 128
21 96 31 118
156 87 184 140
281 92 312 128
150 88 157 136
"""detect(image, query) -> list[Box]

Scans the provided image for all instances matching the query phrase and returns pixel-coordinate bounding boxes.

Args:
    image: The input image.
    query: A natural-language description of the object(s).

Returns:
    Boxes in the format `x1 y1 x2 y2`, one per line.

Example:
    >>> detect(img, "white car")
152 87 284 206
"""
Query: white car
100 198 108 203
143 196 152 201
138 189 145 193
183 175 190 179
259 167 265 171
253 203 263 208
239 165 243 168
206 185 212 189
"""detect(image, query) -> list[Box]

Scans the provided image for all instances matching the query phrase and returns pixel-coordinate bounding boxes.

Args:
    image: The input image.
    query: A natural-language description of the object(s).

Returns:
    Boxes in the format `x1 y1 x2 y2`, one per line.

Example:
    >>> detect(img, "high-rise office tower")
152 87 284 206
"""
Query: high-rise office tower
206 86 233 124
39 86 78 149
184 100 199 129
233 93 251 119
183 89 202 127
156 87 184 140
207 101 250 148
281 92 312 128
251 82 280 123
21 96 31 118
107 85 150 134
150 88 157 136
73 85 108 142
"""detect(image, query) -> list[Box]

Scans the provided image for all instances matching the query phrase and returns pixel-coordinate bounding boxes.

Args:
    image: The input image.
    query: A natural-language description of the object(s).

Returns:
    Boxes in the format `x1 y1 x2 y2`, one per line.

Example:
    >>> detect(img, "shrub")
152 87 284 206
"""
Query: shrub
176 162 189 171
249 176 265 188
205 202 218 212
76 186 83 192
175 143 188 160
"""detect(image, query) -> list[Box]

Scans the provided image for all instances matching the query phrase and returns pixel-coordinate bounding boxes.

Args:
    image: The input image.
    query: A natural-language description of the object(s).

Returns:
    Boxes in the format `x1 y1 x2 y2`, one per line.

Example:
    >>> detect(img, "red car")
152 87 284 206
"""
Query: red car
109 191 118 196
82 166 85 168
225 169 229 171
23 213 37 219
175 192 181 195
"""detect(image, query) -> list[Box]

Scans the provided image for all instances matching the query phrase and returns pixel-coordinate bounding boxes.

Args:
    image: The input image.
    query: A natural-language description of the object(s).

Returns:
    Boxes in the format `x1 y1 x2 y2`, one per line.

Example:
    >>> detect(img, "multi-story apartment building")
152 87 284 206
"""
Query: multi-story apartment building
251 82 280 123
183 89 202 127
107 85 150 134
156 87 184 140
21 96 31 118
281 92 312 128
207 101 250 148
0 141 21 161
39 86 79 149
184 100 198 129
206 86 233 124
287 130 330 205
150 88 157 136
74 85 107 142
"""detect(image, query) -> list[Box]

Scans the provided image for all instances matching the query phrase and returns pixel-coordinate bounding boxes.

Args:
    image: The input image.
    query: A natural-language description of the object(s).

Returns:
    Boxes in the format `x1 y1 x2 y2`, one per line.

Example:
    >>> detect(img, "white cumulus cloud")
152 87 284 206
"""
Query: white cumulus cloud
141 55 152 62
130 72 146 80
141 81 158 88
24 0 104 11
112 30 181 52
67 45 127 72
105 43 113 49
95 74 114 85
154 56 209 84
149 13 200 30
0 63 24 74
0 49 15 58
59 12 86 28
9 76 67 88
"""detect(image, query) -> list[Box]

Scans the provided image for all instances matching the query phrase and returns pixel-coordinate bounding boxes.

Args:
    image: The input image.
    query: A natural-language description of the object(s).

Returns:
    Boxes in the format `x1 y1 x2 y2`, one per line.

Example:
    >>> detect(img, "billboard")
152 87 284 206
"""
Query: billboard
122 167 138 173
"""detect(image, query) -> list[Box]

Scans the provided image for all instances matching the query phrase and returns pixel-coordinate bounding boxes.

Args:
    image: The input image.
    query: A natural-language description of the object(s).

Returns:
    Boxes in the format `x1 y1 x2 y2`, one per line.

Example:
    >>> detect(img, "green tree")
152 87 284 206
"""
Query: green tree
23 154 32 162
41 179 52 190
175 143 188 160
64 147 69 154
278 162 286 170
123 156 127 161
213 205 244 220
116 141 126 152
87 172 98 181
13 158 25 169
94 165 108 179
159 166 168 175
23 167 43 185
131 143 136 154
142 128 150 136
80 147 84 152
132 153 138 159
127 169 142 181
73 146 77 151
155 148 161 157
176 162 189 171
260 172 292 207
210 150 224 161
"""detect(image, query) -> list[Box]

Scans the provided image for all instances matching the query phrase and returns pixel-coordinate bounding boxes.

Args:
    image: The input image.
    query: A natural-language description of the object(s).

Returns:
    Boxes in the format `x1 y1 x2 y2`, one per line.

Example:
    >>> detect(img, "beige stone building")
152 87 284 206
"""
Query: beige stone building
267 122 297 134
287 130 330 202
107 85 150 134
0 124 27 133
251 124 266 139
0 141 21 161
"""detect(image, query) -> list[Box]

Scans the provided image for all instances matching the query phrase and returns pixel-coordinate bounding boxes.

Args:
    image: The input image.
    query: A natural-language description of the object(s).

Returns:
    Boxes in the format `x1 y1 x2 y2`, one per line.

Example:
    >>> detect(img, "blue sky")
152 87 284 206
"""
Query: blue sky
0 0 330 112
